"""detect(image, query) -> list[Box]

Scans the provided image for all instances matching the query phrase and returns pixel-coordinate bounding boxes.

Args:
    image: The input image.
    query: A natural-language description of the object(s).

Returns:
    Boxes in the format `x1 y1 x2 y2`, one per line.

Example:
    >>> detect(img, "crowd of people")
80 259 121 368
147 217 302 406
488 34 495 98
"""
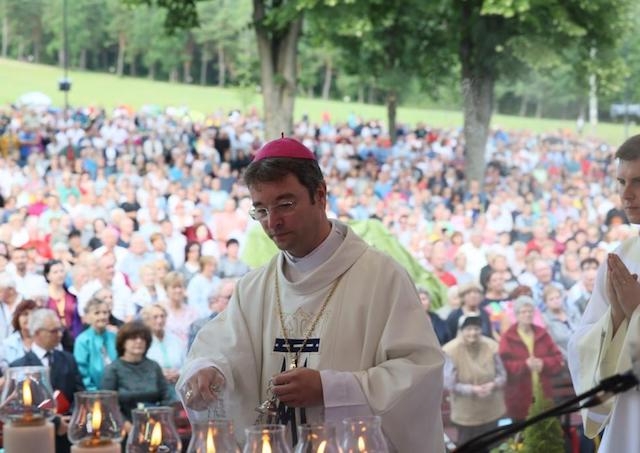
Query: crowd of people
0 102 627 451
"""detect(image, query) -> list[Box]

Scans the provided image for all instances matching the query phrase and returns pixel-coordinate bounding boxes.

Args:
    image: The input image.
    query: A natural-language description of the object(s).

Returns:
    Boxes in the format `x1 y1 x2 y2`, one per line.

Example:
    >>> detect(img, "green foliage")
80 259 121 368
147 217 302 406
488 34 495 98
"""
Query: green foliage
522 384 565 453
241 219 449 308
122 0 203 31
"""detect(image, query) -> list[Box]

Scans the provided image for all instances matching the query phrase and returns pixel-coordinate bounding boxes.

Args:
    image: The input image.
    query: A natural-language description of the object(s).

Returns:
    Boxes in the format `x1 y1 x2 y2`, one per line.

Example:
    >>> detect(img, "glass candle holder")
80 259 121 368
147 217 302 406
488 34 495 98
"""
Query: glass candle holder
0 366 56 453
126 406 182 453
293 423 342 453
243 424 292 453
187 419 240 453
341 416 388 453
68 391 124 452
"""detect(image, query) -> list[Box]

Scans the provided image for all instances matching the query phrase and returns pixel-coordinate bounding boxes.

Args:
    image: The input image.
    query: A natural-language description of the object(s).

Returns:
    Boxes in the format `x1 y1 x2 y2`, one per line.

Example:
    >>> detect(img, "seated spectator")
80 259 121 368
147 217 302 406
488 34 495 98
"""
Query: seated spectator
141 304 185 388
498 295 564 422
131 262 167 313
447 282 493 339
163 272 199 345
92 287 124 331
217 238 250 278
44 259 83 351
541 285 577 359
11 308 85 453
100 321 174 421
177 241 201 284
187 278 235 349
418 287 451 346
0 299 38 371
186 256 221 316
73 297 117 390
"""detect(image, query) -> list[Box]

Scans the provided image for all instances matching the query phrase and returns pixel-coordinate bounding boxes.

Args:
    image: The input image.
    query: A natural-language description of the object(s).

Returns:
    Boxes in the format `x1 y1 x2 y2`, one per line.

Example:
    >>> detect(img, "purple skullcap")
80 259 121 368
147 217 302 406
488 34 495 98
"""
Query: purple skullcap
253 137 316 161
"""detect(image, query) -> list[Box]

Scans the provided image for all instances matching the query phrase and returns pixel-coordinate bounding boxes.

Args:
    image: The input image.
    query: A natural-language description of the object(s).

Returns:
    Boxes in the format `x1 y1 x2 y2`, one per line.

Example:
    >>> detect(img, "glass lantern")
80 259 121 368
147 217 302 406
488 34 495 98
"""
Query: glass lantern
187 419 240 453
243 424 292 453
126 406 182 453
341 416 388 453
0 366 57 453
293 423 342 453
68 391 124 451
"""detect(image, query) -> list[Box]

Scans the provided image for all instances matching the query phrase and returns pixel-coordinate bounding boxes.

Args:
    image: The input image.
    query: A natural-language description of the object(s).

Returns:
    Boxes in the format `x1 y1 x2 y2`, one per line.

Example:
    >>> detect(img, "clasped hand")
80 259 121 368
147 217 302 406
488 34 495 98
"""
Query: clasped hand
607 253 640 328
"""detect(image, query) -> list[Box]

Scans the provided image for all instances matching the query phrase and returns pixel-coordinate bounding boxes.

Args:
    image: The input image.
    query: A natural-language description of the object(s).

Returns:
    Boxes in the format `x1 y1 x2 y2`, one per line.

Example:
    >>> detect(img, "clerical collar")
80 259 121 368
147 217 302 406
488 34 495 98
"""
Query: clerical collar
283 220 346 279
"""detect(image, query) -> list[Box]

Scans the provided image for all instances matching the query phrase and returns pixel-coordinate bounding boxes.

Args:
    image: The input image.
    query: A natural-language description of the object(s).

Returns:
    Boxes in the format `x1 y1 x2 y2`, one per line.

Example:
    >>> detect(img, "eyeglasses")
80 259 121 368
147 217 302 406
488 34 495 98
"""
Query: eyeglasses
41 327 65 334
249 200 297 221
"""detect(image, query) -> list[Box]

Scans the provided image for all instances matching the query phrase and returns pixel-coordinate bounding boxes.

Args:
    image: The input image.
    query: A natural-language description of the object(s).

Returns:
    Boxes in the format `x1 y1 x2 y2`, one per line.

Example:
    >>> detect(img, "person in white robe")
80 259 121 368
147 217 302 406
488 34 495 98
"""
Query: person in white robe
568 134 640 452
177 137 445 452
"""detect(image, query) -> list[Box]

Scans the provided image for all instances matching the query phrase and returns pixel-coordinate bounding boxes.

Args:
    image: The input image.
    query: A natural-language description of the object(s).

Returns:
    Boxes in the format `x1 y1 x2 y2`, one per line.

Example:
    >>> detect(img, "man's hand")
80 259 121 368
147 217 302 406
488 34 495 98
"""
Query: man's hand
608 253 640 331
271 368 323 407
180 367 225 411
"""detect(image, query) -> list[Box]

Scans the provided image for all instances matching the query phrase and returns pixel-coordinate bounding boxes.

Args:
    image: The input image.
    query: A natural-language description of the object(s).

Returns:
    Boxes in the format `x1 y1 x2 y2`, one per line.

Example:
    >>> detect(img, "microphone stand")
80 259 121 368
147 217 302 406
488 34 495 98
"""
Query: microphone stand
453 371 639 453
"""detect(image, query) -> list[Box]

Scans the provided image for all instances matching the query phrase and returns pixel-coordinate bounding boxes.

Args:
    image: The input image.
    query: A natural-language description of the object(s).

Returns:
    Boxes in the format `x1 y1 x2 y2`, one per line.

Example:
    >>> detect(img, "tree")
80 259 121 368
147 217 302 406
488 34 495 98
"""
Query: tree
308 0 454 143
443 0 632 185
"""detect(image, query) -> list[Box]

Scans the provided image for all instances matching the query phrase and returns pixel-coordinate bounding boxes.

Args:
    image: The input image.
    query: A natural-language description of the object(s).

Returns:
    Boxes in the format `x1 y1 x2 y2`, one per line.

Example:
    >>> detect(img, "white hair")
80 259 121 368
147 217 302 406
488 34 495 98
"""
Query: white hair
0 272 16 289
28 308 58 337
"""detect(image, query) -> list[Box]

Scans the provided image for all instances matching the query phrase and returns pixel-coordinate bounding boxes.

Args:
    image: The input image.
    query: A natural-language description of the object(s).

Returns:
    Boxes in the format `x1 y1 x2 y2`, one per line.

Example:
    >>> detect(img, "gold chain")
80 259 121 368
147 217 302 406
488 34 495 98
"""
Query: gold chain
274 271 343 369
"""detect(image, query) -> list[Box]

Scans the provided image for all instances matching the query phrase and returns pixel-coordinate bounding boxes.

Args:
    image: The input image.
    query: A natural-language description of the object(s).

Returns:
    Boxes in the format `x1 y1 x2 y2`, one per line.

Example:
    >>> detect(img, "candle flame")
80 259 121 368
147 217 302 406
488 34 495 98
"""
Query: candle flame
22 379 32 406
358 436 366 451
261 433 272 453
317 440 327 453
150 422 163 447
206 427 216 452
91 400 102 432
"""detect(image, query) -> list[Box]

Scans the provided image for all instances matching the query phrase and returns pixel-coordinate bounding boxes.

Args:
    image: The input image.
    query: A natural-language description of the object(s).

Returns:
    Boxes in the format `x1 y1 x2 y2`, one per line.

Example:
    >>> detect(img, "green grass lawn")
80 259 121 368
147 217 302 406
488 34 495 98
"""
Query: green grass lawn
2 57 639 145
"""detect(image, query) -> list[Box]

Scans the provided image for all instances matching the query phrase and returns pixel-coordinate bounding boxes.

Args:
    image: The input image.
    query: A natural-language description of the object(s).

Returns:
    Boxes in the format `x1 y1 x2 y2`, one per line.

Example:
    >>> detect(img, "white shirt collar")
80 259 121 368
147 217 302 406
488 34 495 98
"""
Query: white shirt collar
31 343 49 365
283 220 346 281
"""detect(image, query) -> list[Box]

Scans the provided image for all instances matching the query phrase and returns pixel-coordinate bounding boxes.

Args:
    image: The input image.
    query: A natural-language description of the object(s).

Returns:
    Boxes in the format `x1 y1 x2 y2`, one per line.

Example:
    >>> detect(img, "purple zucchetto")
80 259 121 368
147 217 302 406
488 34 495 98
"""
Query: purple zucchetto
253 137 316 161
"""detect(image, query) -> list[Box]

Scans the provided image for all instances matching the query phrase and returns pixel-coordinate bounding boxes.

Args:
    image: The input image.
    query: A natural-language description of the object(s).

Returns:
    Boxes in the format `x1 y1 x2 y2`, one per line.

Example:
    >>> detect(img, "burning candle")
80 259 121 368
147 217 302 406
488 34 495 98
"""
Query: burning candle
3 378 55 453
207 427 216 452
262 433 272 453
149 421 163 451
68 391 123 453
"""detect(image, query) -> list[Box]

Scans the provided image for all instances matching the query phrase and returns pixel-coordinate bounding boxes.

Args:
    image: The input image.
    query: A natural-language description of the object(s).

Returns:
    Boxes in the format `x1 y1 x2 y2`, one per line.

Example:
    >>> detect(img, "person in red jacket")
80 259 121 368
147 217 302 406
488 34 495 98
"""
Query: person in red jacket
498 294 564 421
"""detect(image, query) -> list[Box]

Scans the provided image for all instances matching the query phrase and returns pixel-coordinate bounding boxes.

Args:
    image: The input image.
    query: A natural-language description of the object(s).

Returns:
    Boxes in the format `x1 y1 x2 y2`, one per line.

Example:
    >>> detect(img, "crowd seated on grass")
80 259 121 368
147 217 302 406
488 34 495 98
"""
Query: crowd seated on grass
0 103 622 449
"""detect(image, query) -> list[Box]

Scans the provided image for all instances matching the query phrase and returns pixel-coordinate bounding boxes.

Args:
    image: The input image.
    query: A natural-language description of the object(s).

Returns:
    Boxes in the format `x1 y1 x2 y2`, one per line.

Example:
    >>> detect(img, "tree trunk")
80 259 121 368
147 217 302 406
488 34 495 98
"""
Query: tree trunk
1 16 8 58
217 43 226 87
79 48 87 69
357 86 364 103
387 90 398 144
183 60 192 83
170 67 178 82
321 57 332 100
367 86 376 104
459 0 494 188
130 55 137 77
253 0 303 140
200 48 210 85
148 62 156 80
17 40 24 60
519 93 529 116
461 74 493 188
535 95 543 118
116 32 126 77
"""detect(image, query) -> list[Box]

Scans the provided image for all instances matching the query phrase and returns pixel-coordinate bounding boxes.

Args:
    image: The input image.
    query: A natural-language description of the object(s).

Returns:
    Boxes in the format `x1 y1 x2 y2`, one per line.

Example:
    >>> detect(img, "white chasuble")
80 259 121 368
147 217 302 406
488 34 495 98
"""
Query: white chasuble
179 221 446 452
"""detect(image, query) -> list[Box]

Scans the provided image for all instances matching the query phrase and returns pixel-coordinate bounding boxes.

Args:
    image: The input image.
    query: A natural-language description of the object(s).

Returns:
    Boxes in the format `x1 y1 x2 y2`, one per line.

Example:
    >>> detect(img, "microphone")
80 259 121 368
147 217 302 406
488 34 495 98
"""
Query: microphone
580 369 638 408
